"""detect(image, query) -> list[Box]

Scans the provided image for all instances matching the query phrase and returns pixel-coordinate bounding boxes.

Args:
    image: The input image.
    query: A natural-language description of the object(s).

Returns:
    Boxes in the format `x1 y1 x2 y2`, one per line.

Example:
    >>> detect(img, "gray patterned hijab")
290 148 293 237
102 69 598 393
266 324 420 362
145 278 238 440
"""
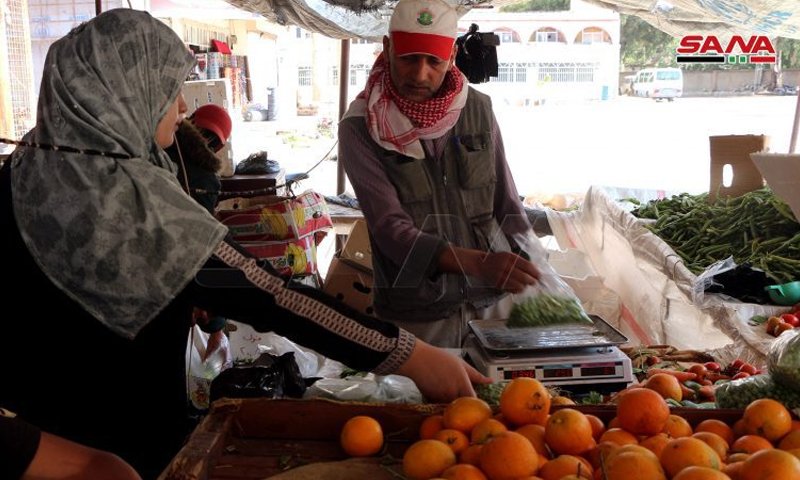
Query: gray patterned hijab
10 9 228 339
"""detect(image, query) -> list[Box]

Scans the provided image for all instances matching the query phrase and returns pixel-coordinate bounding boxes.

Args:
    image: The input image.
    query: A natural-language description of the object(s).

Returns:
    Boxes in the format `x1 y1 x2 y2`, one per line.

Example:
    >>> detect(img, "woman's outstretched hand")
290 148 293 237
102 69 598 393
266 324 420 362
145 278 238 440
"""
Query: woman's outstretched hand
395 339 492 403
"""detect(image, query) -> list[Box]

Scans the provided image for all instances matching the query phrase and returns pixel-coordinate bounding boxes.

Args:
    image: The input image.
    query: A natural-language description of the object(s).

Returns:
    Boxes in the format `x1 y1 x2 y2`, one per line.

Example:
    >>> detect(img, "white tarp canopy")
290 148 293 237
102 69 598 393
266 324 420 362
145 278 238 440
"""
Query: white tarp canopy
223 0 800 40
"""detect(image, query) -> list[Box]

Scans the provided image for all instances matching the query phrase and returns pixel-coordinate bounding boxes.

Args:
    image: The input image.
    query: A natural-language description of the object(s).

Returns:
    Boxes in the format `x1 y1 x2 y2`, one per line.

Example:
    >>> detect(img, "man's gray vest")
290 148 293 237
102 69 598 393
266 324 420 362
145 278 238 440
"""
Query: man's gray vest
363 88 511 321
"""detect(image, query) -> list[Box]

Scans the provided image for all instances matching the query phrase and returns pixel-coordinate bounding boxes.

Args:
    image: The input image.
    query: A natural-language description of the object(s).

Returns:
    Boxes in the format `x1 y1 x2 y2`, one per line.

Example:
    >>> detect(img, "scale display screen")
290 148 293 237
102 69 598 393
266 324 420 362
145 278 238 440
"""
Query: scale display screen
501 363 622 381
506 370 536 380
581 365 618 377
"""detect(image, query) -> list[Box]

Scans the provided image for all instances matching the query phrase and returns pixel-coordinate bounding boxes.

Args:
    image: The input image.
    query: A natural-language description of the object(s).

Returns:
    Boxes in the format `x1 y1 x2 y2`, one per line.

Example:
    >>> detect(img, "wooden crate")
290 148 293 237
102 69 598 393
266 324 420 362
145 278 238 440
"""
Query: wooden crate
159 398 745 479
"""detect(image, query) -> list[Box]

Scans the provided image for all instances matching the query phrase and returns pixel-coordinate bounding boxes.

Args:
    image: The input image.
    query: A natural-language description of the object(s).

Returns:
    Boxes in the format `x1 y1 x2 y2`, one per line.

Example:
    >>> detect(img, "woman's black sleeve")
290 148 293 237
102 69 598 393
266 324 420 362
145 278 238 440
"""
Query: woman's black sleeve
0 413 41 480
181 238 415 374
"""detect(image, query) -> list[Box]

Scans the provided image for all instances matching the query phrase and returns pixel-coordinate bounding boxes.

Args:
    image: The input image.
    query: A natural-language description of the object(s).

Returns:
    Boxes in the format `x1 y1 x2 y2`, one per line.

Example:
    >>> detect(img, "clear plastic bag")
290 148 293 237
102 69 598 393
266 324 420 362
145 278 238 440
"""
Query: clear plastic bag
186 325 230 410
768 329 800 390
505 231 592 327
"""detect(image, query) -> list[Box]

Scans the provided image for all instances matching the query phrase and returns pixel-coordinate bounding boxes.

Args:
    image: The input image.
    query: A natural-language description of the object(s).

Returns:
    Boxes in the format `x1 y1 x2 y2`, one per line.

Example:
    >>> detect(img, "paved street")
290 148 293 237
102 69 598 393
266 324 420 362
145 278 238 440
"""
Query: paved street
233 94 798 202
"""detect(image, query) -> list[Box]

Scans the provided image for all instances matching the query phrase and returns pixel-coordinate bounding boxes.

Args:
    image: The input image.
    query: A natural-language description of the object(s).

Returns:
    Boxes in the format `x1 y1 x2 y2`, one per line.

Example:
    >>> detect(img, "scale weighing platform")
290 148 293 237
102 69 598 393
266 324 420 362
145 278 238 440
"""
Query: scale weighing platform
465 316 634 396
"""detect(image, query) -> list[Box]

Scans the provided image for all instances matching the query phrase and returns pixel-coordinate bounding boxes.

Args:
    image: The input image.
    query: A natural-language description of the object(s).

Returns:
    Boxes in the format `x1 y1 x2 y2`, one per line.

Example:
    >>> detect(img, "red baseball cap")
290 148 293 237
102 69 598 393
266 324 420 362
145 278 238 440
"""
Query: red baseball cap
191 104 232 147
389 0 458 61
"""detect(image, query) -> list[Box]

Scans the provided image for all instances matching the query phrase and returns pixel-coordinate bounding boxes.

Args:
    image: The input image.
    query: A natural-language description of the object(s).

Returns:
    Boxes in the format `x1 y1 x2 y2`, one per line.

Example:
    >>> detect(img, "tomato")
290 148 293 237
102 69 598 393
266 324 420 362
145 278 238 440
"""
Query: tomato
738 363 758 375
703 362 721 373
730 359 745 370
732 372 751 380
780 313 800 327
688 363 708 380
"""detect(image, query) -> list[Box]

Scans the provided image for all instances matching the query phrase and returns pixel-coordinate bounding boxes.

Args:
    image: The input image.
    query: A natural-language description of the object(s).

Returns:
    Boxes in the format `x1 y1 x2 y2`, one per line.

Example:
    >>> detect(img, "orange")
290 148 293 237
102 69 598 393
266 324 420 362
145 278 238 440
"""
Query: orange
672 466 733 480
551 395 576 406
730 435 773 455
516 423 550 457
646 373 683 401
340 415 383 457
499 377 551 426
660 437 722 478
459 444 483 466
692 432 729 460
732 419 747 439
434 429 471 454
441 463 489 480
604 450 667 480
598 428 639 446
663 414 693 438
443 397 493 434
545 408 596 456
537 454 593 480
586 414 606 441
403 439 457 480
779 429 800 450
726 453 750 463
723 461 744 480
608 416 622 429
479 431 539 480
586 441 619 470
471 418 508 445
695 419 734 446
739 448 800 480
640 433 671 458
741 398 792 442
420 414 446 440
616 388 670 436
787 448 800 461
606 444 661 466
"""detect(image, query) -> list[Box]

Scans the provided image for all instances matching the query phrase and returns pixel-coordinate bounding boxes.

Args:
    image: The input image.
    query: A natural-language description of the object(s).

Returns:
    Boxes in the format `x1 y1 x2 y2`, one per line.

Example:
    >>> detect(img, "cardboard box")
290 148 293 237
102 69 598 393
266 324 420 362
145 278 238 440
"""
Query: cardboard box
708 135 768 201
340 219 372 272
750 152 800 221
160 398 745 480
323 257 375 316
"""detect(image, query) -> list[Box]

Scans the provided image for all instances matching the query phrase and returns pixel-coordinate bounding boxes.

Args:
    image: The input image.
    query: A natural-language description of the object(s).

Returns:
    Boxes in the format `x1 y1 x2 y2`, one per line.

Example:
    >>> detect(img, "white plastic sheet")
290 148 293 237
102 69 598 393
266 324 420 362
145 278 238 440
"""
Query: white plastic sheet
546 186 786 367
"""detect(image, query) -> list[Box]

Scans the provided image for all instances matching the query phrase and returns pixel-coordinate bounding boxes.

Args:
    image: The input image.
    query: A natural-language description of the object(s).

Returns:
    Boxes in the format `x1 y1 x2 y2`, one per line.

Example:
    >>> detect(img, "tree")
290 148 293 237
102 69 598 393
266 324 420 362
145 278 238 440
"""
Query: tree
619 15 678 70
500 0 570 13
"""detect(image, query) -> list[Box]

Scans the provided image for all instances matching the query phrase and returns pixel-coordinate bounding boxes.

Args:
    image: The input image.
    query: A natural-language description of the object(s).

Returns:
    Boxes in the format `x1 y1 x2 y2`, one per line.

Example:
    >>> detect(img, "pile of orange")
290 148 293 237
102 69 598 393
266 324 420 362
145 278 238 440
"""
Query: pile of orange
338 378 800 480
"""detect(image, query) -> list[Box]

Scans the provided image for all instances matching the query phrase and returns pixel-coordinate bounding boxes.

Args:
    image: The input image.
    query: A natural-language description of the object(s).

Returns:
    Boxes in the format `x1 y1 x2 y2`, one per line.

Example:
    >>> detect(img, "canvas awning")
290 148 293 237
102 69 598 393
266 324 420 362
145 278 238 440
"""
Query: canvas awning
221 0 800 40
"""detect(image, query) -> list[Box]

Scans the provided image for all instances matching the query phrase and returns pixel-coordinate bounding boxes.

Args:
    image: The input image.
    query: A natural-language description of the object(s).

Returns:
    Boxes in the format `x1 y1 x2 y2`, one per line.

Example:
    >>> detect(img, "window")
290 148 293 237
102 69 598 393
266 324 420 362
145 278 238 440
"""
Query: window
535 30 561 43
330 66 339 85
497 63 512 82
538 62 596 83
295 27 311 39
577 28 610 45
351 38 371 44
298 66 312 86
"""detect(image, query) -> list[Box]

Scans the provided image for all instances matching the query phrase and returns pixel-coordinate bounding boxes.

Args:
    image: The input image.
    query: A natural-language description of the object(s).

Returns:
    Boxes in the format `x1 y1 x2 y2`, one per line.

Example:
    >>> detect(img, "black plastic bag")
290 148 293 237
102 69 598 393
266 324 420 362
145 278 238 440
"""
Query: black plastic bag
209 351 315 400
235 151 281 175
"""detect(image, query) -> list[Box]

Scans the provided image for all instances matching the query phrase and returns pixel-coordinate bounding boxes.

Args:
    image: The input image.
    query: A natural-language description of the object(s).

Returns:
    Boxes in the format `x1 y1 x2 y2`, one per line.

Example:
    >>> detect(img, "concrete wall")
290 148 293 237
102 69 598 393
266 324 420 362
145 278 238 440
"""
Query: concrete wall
620 69 800 96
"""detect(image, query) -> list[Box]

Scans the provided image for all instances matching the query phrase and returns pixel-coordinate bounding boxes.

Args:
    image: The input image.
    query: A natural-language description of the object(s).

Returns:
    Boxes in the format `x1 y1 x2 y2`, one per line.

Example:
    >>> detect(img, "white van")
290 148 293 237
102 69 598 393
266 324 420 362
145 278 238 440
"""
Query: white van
632 67 683 101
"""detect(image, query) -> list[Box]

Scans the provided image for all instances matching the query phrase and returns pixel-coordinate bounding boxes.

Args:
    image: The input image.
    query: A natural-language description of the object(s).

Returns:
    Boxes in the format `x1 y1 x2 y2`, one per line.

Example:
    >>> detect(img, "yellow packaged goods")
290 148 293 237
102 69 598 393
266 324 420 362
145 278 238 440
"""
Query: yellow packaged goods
239 233 323 277
216 191 333 242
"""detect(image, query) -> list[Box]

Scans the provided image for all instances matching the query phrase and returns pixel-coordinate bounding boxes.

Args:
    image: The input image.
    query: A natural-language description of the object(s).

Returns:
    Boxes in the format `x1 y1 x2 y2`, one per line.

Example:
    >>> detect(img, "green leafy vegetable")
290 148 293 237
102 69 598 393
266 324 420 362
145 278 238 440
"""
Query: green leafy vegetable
506 294 592 328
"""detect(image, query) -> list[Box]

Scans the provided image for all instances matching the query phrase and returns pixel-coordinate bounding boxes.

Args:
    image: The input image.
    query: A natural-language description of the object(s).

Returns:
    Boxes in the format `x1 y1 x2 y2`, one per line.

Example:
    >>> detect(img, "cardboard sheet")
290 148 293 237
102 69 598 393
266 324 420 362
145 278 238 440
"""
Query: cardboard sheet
750 152 800 221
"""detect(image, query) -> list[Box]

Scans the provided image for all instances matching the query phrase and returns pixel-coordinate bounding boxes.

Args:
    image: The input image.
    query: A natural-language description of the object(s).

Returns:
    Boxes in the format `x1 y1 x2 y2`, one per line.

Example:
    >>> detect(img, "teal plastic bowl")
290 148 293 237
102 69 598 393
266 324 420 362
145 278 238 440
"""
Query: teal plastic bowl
765 281 800 306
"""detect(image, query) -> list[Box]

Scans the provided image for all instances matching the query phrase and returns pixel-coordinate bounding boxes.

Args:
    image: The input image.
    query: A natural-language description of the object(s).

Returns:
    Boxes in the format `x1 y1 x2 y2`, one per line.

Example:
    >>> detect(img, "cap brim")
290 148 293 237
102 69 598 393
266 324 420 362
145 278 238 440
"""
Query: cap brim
391 31 454 61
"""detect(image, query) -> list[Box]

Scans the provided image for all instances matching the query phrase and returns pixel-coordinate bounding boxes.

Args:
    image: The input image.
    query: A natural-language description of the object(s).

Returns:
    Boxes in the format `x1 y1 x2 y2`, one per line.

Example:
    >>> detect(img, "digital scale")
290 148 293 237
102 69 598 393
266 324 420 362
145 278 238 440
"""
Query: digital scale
465 316 634 396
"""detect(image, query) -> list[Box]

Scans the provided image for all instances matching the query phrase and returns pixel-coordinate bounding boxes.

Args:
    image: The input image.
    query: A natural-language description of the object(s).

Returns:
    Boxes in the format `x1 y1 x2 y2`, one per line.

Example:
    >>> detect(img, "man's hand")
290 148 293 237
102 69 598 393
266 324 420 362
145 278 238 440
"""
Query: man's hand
477 251 539 293
438 246 539 293
395 339 492 403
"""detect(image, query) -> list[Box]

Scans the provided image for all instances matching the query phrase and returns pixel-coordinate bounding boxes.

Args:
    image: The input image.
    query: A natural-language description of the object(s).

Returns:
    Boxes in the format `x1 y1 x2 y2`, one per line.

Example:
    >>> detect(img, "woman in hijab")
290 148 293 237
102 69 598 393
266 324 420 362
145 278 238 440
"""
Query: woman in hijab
0 9 488 478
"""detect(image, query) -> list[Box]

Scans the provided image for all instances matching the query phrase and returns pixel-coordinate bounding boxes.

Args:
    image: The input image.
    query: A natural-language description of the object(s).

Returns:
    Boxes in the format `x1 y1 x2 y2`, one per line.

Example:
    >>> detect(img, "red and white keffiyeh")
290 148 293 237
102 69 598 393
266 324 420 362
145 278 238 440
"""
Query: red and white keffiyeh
346 54 468 159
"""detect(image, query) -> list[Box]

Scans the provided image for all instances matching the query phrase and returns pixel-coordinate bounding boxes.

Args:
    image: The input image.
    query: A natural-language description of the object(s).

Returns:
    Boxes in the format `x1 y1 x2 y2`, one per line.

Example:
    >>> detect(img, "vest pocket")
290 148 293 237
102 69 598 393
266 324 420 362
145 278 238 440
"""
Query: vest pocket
455 133 495 189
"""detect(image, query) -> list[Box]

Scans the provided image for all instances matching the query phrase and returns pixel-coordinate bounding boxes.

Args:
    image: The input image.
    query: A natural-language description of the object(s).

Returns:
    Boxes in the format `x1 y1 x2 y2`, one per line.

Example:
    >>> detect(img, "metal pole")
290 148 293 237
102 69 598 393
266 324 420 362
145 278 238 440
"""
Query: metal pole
336 39 350 195
95 0 102 16
790 90 800 153
335 39 351 251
